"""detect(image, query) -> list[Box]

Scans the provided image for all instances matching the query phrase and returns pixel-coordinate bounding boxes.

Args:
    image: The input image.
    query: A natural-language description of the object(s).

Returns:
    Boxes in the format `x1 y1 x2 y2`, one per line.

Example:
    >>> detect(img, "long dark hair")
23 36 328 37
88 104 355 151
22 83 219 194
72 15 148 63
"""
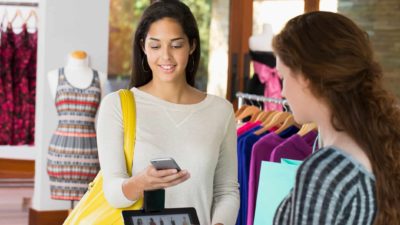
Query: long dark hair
129 0 200 88
273 11 400 224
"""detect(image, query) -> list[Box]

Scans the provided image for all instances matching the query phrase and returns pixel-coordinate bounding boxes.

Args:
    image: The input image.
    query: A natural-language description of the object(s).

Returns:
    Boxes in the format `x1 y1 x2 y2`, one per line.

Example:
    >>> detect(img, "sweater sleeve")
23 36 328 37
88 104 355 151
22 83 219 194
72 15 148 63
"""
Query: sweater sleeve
96 91 137 208
288 151 354 225
211 110 240 225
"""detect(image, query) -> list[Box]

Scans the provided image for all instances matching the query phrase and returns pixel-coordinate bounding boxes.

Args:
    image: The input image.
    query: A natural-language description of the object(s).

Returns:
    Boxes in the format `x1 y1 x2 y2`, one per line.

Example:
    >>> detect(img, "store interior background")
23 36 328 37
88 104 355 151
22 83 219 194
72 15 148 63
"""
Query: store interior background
0 0 398 224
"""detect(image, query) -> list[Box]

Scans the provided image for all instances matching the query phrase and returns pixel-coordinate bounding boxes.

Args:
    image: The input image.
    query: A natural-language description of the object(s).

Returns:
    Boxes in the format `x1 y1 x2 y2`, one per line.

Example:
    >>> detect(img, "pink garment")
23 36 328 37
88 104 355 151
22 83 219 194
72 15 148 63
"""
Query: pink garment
237 121 261 136
254 61 282 111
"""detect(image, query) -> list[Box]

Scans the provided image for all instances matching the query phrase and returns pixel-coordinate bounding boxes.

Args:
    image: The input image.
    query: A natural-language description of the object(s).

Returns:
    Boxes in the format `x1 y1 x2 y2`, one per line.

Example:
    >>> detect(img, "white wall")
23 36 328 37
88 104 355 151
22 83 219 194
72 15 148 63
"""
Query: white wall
32 0 109 210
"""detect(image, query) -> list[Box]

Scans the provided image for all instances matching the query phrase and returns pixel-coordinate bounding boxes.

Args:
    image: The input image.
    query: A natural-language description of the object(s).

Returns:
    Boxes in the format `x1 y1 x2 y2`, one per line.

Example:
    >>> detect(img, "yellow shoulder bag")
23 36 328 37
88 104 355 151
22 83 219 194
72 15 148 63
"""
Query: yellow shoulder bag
63 89 143 225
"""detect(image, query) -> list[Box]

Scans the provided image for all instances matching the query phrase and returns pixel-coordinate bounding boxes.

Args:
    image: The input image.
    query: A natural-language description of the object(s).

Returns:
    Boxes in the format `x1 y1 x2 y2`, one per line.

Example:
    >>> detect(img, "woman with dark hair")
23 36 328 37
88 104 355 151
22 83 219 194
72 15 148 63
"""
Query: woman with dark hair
96 1 239 225
272 11 400 225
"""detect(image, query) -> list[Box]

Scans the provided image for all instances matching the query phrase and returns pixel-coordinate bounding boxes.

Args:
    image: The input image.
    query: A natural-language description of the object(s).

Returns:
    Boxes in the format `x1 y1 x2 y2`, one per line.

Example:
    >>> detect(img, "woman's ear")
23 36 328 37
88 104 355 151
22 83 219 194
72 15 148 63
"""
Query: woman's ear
298 73 311 90
189 39 197 55
140 39 146 54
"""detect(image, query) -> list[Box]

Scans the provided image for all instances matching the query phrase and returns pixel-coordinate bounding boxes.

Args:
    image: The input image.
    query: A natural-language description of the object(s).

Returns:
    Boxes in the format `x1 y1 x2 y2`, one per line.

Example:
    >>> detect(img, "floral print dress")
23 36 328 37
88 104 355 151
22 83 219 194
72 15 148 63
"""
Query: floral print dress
0 23 37 145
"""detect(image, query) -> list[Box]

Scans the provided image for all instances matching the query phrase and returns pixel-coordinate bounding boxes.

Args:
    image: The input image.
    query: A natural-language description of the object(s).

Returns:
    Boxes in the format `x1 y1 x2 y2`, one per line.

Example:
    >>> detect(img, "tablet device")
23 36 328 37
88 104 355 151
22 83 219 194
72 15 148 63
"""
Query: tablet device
122 207 200 225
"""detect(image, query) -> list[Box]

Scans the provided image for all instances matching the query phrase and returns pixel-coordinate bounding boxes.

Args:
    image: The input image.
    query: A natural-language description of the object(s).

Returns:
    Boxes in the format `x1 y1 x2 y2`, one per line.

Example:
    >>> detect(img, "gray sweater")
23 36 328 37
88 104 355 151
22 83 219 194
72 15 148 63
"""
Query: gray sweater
273 146 376 225
97 88 240 225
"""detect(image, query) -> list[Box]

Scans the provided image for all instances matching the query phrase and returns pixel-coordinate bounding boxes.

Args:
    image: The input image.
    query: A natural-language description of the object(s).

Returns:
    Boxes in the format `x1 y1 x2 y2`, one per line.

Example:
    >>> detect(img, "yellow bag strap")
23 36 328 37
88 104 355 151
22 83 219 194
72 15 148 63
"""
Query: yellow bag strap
119 89 136 176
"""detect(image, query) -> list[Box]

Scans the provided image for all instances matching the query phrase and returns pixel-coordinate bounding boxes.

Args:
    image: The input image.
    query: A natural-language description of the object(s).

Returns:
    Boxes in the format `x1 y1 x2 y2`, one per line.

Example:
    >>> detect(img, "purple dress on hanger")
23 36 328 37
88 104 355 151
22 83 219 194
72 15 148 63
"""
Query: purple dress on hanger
269 131 317 163
246 132 284 225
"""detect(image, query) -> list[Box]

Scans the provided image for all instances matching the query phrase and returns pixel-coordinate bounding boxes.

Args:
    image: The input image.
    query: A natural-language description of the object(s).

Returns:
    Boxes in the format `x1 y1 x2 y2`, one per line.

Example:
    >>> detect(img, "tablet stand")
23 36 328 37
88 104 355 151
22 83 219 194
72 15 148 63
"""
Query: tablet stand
143 189 165 212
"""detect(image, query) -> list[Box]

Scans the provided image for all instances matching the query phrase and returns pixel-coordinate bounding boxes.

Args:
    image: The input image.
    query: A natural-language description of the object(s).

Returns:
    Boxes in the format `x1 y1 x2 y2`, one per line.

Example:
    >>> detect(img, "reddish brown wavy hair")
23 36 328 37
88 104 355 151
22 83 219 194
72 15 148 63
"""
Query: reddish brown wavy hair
272 11 400 224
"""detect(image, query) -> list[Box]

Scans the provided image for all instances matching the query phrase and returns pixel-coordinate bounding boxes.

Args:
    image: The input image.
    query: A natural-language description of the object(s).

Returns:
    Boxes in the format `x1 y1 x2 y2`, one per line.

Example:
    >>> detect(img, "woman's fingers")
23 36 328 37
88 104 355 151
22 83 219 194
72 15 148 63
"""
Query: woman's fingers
153 172 190 189
148 166 179 177
144 167 190 190
163 171 190 187
159 170 190 183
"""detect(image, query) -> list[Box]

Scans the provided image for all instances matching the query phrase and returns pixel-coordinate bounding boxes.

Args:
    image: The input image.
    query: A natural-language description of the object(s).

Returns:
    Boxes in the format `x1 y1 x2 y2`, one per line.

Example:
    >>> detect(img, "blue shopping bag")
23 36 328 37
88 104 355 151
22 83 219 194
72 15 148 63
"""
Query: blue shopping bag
281 158 302 166
253 159 301 225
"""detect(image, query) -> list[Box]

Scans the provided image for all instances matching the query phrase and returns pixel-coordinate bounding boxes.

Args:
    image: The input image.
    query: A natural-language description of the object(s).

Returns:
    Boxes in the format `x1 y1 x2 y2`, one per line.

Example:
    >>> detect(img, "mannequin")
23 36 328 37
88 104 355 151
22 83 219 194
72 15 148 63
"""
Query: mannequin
247 23 282 112
47 51 106 98
249 23 273 52
46 50 105 204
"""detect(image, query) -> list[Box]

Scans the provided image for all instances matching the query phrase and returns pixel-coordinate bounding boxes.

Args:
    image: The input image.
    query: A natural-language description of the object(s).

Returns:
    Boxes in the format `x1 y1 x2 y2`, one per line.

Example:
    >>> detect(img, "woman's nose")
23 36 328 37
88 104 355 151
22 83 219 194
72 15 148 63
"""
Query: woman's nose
161 47 172 60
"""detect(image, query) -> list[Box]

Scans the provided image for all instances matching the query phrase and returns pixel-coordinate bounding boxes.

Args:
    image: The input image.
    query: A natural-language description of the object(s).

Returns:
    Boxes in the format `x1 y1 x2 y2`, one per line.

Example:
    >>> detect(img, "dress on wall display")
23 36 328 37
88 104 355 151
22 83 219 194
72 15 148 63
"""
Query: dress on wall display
0 24 37 145
47 68 101 200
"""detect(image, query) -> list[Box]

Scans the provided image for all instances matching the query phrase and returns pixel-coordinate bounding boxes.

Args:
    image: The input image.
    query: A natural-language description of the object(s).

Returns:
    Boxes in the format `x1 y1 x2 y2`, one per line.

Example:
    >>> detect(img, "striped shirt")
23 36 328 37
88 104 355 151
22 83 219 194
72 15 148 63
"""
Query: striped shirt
273 146 376 225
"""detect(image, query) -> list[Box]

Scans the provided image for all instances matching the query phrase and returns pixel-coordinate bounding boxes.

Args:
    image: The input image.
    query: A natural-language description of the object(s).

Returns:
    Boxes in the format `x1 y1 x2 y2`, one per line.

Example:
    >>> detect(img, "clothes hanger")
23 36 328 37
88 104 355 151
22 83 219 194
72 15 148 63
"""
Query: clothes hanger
250 111 263 122
235 105 249 120
1 9 9 31
257 110 280 124
24 10 32 23
297 122 317 136
274 114 298 134
258 110 279 126
25 10 38 32
254 111 291 135
236 98 261 122
236 105 261 122
254 110 274 123
249 99 264 122
11 9 24 33
273 100 298 134
11 9 23 23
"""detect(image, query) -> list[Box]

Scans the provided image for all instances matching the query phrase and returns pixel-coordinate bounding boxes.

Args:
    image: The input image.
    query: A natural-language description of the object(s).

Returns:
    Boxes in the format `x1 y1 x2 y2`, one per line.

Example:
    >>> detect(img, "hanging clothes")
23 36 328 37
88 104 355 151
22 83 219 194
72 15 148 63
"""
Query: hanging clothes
234 105 318 225
246 128 316 225
0 25 15 145
249 51 282 111
0 25 4 144
237 121 261 137
249 51 276 68
47 68 101 200
26 27 37 145
253 62 282 111
12 24 32 145
270 130 317 163
0 16 38 145
236 126 269 225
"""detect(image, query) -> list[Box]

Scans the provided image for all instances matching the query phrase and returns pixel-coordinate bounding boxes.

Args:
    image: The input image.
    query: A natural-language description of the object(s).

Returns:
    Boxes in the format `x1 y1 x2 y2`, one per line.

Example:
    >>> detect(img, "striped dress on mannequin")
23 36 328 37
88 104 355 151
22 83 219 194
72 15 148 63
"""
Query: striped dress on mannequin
47 68 101 200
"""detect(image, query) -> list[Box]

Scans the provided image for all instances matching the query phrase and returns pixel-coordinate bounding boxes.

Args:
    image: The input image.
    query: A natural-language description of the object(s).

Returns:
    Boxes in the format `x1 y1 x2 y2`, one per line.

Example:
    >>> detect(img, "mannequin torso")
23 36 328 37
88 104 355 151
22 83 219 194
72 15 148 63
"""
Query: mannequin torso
47 51 106 99
249 23 274 52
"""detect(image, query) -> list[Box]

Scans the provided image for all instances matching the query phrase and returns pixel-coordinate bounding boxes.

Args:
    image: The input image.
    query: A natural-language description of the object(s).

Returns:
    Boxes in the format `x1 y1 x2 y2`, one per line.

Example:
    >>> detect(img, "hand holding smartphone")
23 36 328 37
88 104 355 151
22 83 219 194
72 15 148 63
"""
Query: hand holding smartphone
150 157 181 172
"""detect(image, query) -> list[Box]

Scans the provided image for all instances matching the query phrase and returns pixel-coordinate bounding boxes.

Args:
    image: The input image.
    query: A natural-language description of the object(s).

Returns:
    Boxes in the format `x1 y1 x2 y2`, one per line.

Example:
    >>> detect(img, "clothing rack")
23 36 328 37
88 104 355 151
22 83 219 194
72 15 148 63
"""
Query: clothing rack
236 92 288 109
0 2 38 7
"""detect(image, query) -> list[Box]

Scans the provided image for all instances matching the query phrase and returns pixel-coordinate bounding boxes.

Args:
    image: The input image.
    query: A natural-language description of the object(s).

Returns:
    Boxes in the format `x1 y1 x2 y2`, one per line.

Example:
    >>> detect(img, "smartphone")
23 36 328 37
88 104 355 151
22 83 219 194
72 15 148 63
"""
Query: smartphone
150 157 181 172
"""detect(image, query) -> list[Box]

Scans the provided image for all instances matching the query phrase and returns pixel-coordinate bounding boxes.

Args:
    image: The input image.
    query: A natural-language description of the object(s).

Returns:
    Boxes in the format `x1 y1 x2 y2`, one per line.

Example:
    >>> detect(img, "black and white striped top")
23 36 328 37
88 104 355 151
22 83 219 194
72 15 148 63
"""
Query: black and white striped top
273 146 377 225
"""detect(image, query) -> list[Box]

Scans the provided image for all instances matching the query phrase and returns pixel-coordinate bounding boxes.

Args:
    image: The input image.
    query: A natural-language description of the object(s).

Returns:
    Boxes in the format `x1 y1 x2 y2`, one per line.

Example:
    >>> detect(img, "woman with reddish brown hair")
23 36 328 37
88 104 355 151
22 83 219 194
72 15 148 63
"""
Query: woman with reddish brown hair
272 11 400 225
